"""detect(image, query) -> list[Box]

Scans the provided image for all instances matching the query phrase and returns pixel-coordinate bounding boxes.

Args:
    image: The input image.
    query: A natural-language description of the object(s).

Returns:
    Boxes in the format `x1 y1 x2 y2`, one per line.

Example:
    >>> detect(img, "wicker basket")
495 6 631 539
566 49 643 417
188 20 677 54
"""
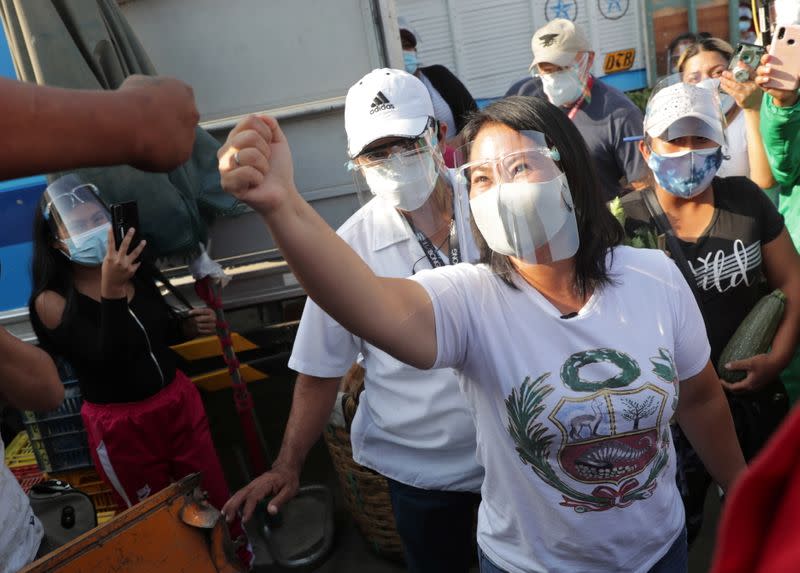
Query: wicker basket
323 364 405 562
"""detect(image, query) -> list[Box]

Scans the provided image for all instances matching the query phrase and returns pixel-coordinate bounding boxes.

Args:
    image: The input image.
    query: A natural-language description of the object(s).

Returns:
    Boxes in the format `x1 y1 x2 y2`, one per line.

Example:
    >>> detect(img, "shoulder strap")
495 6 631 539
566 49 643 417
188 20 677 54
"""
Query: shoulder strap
640 188 701 300
142 261 194 311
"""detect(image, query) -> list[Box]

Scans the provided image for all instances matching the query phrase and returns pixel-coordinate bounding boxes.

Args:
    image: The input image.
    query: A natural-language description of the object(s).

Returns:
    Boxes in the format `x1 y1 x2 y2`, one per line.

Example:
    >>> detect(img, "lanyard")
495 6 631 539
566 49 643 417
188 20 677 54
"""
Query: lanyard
407 218 460 268
567 75 594 120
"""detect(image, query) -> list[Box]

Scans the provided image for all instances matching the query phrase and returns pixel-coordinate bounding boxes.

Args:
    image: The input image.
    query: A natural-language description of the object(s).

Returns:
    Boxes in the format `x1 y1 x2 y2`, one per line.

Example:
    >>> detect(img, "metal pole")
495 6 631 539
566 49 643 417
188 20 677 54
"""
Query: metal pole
728 0 741 45
644 0 658 86
688 0 699 33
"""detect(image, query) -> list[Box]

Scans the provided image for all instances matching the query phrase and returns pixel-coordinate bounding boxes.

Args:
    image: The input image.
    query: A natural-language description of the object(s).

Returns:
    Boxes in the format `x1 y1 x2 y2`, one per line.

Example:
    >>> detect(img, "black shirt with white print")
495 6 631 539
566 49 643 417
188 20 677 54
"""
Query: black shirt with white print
620 177 785 367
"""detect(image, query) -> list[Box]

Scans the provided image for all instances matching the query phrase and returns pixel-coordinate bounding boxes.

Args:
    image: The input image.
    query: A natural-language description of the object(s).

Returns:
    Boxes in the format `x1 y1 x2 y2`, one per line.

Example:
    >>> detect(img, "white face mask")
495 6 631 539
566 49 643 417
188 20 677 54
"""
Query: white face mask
469 173 580 264
362 148 439 211
540 68 584 107
695 77 736 114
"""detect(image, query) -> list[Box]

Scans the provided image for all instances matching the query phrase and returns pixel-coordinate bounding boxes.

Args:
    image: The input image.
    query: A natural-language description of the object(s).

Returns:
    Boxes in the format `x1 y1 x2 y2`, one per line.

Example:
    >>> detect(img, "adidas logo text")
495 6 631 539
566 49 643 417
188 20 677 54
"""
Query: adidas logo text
370 91 395 114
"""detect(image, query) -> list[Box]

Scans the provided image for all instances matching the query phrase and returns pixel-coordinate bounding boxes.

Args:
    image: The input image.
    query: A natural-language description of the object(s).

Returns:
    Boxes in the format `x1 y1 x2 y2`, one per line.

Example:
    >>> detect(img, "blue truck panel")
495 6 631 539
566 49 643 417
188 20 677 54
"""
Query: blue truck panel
0 20 48 312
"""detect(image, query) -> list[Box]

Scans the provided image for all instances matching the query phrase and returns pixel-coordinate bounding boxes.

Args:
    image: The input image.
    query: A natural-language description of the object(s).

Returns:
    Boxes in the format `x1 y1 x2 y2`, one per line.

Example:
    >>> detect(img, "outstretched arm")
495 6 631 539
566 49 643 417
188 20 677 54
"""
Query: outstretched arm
0 328 63 411
218 116 437 369
0 74 198 178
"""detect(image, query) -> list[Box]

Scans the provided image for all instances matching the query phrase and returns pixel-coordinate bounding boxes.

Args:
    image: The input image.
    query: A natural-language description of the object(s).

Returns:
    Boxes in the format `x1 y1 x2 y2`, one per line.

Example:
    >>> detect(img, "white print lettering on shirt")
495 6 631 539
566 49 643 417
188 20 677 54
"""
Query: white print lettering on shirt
687 240 761 293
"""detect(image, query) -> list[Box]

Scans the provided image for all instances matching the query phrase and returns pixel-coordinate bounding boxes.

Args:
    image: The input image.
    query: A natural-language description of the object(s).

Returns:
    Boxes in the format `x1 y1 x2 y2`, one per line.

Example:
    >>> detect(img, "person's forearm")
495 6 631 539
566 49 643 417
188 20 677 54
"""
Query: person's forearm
743 109 777 190
273 375 341 471
0 328 63 411
677 368 746 492
0 78 145 179
261 190 435 368
768 278 800 370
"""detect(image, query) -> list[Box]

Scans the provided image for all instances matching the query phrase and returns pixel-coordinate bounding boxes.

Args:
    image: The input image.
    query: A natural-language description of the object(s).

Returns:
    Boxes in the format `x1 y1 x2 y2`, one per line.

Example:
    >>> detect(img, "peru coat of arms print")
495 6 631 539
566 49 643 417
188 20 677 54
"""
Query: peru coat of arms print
506 348 679 512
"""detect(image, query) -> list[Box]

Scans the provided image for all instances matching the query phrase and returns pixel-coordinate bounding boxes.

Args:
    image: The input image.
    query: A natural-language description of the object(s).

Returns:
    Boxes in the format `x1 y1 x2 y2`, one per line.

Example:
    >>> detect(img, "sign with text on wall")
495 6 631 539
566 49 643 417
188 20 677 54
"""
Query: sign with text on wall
397 0 649 101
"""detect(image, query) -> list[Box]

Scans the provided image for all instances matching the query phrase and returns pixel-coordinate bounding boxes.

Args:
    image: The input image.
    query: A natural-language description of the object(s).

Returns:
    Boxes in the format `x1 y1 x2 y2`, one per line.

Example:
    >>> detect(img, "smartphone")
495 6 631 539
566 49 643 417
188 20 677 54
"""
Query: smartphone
110 201 141 254
766 25 800 90
729 42 765 82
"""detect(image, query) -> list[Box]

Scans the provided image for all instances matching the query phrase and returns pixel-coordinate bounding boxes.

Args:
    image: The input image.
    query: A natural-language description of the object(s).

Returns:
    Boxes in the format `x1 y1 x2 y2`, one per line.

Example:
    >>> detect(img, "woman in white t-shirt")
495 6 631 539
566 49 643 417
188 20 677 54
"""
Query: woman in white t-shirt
678 37 777 192
218 97 745 573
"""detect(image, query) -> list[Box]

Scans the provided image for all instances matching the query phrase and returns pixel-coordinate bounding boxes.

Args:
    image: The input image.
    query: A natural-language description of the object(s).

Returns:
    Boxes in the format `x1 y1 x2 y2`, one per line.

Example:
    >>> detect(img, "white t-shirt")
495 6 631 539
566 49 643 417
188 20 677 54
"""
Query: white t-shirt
289 173 484 492
718 110 749 179
410 246 710 573
1 437 43 572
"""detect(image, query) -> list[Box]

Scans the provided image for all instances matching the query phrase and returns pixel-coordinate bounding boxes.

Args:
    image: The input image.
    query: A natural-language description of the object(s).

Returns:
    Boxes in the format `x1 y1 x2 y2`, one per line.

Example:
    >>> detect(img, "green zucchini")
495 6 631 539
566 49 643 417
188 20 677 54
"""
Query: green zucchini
718 289 787 383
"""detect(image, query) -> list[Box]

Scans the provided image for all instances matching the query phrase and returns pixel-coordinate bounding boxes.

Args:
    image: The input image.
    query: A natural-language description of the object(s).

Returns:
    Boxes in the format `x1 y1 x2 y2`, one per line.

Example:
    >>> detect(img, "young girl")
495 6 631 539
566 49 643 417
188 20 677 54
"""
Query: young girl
620 80 800 545
28 174 251 567
219 97 746 572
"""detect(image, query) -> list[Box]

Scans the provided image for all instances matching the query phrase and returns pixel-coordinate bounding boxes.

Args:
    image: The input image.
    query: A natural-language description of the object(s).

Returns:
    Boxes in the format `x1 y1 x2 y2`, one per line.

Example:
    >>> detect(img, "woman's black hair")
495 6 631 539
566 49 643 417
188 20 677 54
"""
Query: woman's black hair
29 204 76 348
460 96 624 297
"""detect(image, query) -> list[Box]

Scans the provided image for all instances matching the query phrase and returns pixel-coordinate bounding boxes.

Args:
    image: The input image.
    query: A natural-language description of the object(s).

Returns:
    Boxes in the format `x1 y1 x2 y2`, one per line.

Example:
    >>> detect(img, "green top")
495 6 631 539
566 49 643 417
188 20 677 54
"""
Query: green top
760 94 800 248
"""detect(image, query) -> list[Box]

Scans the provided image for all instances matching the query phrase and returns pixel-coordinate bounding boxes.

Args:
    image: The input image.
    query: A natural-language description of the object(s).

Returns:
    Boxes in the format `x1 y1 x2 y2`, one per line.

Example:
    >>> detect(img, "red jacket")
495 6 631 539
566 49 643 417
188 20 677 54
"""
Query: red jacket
711 404 800 572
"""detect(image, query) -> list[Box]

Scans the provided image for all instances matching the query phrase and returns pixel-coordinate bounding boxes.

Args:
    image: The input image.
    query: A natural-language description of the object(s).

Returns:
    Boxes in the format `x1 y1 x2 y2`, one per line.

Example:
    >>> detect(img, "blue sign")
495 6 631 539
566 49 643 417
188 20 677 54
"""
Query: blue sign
598 0 630 20
545 0 578 21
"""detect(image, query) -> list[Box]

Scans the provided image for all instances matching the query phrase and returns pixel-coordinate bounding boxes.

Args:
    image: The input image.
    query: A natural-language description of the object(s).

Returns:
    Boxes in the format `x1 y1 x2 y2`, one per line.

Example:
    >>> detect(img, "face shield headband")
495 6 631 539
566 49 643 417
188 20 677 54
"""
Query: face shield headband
41 176 111 247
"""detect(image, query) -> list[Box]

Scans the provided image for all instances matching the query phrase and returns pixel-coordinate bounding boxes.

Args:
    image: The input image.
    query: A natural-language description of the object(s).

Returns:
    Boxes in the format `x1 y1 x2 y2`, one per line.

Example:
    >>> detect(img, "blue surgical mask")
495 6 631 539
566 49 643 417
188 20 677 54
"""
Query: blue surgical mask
62 223 110 266
403 50 419 74
647 147 723 199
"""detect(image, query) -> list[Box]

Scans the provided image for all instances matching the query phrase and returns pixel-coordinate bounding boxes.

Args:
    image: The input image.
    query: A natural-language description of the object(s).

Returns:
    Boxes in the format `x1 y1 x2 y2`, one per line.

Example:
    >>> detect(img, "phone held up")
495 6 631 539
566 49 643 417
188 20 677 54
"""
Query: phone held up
729 42 765 82
766 25 800 91
110 201 142 256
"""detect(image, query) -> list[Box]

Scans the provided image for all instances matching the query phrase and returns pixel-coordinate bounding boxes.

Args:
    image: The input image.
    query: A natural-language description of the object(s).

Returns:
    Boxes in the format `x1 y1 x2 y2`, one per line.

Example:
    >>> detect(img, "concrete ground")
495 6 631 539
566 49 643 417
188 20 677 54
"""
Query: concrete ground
204 368 721 573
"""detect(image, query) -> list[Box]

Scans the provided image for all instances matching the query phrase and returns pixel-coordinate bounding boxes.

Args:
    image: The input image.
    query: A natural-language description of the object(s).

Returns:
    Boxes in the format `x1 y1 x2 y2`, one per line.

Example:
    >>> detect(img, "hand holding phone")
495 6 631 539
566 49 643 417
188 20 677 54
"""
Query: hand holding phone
110 201 141 254
729 43 765 82
764 25 800 91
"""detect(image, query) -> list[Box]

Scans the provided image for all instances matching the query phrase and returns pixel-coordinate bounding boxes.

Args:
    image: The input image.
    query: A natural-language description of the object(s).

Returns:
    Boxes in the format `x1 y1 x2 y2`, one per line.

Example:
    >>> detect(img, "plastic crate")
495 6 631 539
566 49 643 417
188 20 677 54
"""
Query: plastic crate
48 467 108 496
9 463 45 494
24 415 85 439
29 430 88 452
96 510 116 525
4 432 36 468
22 380 82 422
48 467 122 513
22 376 92 473
27 439 92 474
55 358 77 381
91 491 121 513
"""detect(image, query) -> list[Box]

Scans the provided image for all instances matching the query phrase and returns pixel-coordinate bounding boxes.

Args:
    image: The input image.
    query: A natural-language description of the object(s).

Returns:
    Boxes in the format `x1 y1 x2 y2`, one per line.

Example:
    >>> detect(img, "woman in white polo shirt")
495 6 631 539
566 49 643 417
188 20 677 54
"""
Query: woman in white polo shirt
219 95 745 572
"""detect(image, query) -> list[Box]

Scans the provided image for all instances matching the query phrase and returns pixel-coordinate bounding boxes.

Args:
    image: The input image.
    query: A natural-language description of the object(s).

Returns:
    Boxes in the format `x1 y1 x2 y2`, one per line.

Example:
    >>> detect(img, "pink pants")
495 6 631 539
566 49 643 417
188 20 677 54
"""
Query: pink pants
81 370 252 568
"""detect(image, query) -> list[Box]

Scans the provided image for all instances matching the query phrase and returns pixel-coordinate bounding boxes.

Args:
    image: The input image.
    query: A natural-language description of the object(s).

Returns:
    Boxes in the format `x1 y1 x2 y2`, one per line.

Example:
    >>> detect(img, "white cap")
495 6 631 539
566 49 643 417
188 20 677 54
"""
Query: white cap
530 19 591 70
644 82 726 146
345 68 434 158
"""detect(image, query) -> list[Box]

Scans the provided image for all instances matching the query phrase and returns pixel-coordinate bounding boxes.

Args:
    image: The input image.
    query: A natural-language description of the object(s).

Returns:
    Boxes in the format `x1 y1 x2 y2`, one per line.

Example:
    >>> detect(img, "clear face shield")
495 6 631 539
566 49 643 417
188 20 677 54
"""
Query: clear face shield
455 129 579 265
348 125 446 209
42 174 111 247
348 125 454 235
